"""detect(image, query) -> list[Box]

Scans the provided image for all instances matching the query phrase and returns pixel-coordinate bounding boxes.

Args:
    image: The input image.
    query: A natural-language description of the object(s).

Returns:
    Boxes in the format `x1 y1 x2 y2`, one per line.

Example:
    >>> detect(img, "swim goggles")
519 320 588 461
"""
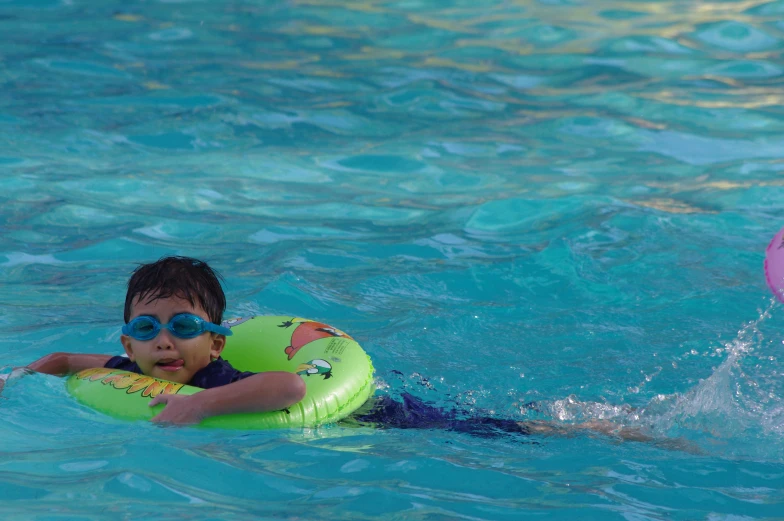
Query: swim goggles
122 313 233 341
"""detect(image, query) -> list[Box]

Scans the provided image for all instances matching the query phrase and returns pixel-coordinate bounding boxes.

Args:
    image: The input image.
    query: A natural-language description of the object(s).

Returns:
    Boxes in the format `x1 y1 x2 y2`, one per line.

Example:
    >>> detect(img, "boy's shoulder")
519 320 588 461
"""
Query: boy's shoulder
105 355 141 373
190 358 256 389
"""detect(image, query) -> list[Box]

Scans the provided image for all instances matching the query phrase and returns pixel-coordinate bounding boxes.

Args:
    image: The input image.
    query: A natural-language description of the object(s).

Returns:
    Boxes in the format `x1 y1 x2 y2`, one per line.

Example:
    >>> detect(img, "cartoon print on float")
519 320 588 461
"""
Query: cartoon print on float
278 318 354 360
76 368 183 397
296 359 333 380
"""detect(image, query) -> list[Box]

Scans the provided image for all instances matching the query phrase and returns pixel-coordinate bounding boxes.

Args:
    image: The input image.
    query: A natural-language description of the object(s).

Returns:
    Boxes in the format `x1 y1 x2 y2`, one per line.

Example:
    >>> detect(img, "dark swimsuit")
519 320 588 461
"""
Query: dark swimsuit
348 393 530 437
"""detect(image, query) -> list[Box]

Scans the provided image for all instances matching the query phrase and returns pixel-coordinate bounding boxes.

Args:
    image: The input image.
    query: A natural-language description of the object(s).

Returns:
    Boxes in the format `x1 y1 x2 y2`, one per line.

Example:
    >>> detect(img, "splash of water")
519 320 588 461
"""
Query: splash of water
644 301 780 440
533 300 784 456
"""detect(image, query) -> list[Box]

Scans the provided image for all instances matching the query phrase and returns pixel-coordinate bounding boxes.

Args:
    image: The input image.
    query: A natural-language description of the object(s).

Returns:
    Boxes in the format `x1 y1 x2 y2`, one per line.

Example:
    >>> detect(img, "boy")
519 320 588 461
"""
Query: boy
12 256 306 425
2 255 656 444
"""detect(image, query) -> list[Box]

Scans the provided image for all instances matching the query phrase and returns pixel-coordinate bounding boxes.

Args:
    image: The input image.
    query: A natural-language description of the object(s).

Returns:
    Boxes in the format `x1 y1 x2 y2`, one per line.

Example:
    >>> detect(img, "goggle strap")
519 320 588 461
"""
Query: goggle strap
204 322 233 336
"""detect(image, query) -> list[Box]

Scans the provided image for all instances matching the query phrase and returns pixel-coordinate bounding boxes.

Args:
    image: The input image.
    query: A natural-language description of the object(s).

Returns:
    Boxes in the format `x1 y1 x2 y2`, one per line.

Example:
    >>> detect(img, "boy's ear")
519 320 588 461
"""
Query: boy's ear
210 334 227 360
120 335 136 361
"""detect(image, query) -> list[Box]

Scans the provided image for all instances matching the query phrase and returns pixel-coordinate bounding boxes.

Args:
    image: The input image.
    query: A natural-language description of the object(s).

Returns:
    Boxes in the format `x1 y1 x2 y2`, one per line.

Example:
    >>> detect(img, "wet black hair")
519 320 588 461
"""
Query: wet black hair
123 256 227 325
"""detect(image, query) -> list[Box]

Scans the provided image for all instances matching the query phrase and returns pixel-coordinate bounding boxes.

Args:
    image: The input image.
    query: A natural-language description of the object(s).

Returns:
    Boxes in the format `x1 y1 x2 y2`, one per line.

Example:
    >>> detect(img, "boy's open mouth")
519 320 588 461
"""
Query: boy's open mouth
156 359 184 372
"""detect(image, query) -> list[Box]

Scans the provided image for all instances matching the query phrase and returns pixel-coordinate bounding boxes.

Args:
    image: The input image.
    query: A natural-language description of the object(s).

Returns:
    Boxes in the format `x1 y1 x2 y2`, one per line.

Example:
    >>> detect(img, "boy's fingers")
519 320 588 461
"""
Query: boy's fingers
150 411 168 423
148 395 170 407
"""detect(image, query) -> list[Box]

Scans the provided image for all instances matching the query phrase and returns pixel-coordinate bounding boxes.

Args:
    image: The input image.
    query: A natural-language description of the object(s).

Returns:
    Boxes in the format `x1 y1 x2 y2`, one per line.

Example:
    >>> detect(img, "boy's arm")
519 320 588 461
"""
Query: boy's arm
1 353 112 395
148 371 307 425
27 353 113 375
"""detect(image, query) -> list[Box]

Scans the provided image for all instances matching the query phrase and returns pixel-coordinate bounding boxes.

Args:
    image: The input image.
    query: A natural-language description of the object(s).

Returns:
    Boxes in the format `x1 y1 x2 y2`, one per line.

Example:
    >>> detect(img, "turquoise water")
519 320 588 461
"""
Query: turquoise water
2 0 784 518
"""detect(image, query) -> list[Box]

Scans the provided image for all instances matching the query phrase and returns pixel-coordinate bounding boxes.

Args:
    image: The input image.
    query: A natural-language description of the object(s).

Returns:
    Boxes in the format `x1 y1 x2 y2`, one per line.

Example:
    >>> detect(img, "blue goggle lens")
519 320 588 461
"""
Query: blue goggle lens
133 318 158 338
170 315 201 337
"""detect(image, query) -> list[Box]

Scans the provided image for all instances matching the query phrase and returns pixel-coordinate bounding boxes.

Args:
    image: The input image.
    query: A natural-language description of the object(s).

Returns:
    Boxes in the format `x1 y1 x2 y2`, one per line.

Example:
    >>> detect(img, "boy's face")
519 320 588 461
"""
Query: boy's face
120 293 226 384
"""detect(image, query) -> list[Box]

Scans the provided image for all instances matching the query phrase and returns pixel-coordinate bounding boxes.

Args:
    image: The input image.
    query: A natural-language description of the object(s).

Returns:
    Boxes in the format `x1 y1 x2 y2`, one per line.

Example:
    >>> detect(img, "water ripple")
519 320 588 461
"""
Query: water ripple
2 0 784 519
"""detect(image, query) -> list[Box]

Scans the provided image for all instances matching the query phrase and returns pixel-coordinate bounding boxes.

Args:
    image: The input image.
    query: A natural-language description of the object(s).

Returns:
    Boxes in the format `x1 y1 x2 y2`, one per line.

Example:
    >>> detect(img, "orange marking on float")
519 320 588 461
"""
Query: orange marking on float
142 380 183 398
128 376 156 394
77 368 115 381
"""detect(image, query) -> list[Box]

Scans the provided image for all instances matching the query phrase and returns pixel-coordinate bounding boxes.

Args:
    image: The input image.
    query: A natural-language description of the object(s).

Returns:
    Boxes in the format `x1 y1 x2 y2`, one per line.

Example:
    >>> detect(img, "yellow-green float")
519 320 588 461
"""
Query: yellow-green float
66 316 375 429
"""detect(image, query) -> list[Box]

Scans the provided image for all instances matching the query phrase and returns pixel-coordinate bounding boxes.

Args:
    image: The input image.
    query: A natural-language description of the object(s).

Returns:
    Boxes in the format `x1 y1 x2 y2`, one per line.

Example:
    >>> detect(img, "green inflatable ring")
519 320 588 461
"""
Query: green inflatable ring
65 316 376 429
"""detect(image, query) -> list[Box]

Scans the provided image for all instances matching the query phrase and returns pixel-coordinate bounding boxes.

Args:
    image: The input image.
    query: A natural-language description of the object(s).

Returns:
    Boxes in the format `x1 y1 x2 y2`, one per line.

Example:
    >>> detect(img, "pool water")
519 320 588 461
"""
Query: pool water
2 0 784 519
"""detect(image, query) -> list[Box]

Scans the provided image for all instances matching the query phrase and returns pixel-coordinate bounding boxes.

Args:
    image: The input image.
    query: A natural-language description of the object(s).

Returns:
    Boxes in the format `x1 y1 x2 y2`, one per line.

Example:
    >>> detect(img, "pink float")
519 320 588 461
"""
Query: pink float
764 227 784 303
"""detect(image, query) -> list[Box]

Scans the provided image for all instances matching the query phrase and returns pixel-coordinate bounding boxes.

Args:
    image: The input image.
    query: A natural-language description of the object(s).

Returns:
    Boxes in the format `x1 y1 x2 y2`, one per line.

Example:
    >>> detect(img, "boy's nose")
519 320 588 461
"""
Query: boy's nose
155 330 175 349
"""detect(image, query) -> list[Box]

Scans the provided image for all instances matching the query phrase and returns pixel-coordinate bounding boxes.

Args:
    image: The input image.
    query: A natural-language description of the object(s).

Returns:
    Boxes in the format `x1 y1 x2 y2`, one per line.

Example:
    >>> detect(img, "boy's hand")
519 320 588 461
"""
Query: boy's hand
148 394 206 425
146 372 305 426
0 368 34 397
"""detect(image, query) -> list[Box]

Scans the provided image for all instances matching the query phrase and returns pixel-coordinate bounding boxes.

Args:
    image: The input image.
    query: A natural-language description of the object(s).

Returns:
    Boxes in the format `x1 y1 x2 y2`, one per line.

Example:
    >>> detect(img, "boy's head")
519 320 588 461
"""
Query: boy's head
124 256 227 325
121 256 229 384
